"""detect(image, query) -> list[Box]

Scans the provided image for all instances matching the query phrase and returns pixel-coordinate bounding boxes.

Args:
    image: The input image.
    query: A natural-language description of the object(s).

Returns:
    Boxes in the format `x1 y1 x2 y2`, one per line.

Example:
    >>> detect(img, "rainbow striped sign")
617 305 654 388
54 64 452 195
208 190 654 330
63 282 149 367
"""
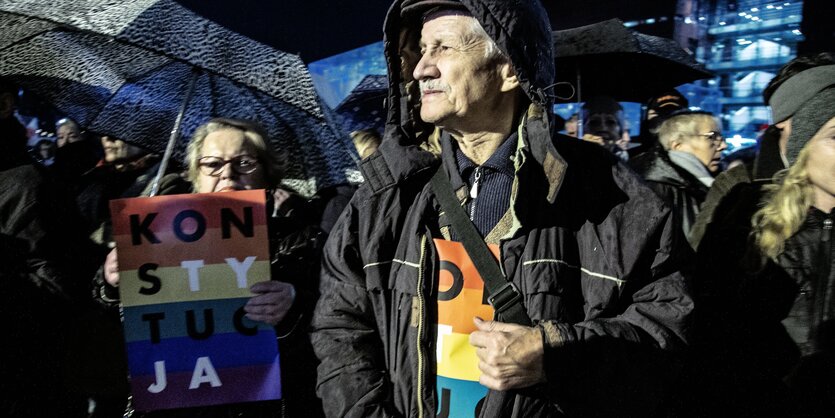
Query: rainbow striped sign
110 190 281 411
434 239 496 418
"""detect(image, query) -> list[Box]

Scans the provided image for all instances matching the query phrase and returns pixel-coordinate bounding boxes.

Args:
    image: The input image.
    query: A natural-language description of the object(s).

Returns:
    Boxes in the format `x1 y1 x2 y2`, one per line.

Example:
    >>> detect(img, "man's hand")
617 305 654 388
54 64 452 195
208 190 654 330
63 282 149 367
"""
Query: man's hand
469 317 545 390
245 281 296 326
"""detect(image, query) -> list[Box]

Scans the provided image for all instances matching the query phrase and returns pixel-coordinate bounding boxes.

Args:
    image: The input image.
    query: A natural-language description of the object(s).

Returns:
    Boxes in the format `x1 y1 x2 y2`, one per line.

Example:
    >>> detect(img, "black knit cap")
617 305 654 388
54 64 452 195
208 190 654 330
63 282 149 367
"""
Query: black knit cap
401 0 466 17
785 86 835 166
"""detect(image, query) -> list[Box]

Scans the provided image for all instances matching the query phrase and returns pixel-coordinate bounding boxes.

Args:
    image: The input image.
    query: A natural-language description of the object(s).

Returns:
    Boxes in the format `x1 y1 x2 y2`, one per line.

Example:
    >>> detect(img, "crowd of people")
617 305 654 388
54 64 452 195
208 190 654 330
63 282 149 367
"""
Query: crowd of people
1 0 834 417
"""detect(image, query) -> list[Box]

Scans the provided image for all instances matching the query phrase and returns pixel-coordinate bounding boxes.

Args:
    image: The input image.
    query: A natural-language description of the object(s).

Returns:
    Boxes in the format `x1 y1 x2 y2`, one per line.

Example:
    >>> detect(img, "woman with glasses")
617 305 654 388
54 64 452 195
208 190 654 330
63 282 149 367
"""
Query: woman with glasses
630 110 727 244
100 118 326 418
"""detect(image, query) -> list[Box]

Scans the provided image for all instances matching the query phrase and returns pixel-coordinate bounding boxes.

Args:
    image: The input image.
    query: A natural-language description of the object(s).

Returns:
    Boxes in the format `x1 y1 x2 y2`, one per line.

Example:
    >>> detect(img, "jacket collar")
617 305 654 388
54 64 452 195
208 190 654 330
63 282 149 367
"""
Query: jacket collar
361 103 568 206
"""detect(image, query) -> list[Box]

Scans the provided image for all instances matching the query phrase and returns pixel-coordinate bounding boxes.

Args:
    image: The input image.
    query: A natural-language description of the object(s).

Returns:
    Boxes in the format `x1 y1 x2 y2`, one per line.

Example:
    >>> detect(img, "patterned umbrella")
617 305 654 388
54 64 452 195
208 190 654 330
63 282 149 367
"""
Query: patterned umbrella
553 18 714 103
335 75 387 135
0 0 358 196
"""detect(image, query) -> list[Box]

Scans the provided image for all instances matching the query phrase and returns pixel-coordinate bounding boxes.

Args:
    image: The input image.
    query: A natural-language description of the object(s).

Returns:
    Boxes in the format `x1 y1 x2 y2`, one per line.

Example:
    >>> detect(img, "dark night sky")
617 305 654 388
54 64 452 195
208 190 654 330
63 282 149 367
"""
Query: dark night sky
175 0 680 63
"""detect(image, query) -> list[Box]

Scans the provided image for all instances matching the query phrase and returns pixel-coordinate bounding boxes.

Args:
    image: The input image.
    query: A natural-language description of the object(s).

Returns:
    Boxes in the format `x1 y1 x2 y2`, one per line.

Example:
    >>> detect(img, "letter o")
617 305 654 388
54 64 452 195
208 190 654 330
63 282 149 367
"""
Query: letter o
173 209 207 243
438 261 464 301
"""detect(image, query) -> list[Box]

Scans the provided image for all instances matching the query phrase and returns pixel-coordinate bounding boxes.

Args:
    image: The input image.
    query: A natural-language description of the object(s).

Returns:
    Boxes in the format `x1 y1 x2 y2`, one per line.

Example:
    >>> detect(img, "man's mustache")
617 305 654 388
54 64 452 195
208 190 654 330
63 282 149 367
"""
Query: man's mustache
418 80 450 97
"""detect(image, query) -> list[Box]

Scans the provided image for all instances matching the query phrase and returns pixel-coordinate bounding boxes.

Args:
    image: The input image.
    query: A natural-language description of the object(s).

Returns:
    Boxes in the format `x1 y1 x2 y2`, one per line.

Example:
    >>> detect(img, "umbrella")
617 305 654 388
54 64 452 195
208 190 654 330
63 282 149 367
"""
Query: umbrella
0 0 358 197
334 74 387 135
552 18 713 103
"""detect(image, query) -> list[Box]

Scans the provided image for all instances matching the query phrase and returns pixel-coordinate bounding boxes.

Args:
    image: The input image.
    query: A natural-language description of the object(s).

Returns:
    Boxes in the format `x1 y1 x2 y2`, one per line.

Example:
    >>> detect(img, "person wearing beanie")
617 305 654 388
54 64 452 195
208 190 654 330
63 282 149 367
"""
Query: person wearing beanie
685 70 835 417
691 56 835 249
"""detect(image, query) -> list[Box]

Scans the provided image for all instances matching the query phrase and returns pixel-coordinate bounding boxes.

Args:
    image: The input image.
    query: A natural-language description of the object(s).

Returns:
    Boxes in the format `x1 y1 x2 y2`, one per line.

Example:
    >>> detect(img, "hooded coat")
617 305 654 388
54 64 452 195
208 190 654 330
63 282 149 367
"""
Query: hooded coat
629 144 709 243
310 1 693 417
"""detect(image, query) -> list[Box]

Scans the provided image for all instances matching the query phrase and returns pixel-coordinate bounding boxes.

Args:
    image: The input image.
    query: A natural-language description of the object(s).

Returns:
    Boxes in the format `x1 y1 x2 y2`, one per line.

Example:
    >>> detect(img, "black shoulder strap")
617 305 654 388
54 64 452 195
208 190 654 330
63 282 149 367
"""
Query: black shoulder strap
430 166 531 326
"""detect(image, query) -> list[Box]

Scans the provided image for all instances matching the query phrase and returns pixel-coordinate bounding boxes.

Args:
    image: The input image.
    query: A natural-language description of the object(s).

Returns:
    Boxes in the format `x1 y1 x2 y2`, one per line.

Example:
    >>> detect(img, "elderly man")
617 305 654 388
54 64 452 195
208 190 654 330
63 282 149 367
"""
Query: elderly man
310 1 692 417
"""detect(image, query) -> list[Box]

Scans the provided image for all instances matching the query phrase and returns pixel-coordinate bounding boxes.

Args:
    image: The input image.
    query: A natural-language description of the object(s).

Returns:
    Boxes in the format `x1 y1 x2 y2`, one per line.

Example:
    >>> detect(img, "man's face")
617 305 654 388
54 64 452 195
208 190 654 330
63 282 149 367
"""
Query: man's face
101 136 145 164
674 118 727 173
412 13 506 130
56 124 81 147
564 115 578 137
583 111 622 143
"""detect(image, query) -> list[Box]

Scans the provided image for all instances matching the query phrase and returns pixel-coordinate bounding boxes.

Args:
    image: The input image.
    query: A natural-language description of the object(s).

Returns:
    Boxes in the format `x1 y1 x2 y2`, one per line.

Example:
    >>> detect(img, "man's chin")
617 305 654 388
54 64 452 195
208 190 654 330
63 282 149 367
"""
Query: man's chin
419 111 446 125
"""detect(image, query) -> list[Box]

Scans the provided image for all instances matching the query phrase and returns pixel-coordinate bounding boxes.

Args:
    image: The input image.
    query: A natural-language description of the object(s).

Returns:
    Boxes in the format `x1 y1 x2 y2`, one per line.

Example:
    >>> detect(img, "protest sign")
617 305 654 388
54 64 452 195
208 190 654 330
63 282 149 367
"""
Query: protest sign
110 190 280 411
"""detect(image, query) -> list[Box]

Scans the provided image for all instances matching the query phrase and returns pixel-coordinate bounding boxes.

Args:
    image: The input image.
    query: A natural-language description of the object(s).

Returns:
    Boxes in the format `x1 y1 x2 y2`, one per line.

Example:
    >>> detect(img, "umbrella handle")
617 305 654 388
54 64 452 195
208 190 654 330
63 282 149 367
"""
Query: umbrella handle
149 69 200 197
576 70 584 138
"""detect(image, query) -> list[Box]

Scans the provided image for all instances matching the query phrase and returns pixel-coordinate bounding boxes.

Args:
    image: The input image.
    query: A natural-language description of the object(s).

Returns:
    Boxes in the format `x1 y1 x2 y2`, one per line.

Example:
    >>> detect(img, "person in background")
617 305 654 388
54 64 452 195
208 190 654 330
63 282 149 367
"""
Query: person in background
350 128 382 160
563 113 579 137
630 111 727 243
690 52 835 249
33 138 56 166
688 67 835 418
1 115 102 417
52 117 101 182
311 1 692 417
0 78 31 168
99 118 325 418
76 134 170 246
581 95 629 160
56 117 85 148
631 89 689 157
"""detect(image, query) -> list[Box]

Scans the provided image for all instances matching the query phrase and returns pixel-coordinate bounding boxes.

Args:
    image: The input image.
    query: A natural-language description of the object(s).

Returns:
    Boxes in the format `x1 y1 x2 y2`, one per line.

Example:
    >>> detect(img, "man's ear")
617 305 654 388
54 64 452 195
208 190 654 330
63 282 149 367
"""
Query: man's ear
499 62 520 93
669 138 684 150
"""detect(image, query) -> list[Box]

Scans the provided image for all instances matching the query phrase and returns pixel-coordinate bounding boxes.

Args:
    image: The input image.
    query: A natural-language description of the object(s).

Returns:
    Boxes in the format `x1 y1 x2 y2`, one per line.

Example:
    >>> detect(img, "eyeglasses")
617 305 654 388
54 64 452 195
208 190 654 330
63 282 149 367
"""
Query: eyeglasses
197 156 260 176
694 131 725 146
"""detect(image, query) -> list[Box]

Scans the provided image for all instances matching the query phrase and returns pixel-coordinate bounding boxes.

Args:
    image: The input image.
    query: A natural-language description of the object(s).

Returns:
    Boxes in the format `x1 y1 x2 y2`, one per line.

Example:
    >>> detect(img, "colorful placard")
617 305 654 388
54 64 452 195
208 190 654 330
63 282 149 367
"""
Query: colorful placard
110 190 280 411
433 239 497 418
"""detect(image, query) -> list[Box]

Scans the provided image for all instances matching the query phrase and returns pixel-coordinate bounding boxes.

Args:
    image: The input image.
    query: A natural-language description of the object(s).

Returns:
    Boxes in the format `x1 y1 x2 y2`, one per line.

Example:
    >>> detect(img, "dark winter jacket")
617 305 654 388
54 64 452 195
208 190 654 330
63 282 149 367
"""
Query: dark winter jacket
689 129 785 250
0 163 102 416
75 154 164 244
630 144 709 244
688 168 835 416
310 1 693 417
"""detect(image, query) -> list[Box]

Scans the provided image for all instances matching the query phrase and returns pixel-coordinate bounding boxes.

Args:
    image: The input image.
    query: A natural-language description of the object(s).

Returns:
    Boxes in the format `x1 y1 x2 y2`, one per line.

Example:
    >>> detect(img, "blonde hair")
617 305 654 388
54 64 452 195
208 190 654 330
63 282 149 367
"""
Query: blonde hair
350 129 382 159
655 113 717 149
186 118 284 190
752 145 814 259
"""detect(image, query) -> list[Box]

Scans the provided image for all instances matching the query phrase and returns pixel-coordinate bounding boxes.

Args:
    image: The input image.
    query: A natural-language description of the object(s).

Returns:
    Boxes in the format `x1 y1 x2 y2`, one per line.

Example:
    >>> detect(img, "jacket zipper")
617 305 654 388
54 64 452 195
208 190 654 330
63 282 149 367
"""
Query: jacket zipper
416 234 428 418
816 217 833 342
469 166 483 221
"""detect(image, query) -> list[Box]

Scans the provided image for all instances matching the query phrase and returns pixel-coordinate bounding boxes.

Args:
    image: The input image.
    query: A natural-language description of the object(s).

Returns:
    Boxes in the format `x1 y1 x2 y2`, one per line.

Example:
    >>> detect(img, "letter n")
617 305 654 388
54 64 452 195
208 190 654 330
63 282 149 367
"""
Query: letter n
221 207 254 238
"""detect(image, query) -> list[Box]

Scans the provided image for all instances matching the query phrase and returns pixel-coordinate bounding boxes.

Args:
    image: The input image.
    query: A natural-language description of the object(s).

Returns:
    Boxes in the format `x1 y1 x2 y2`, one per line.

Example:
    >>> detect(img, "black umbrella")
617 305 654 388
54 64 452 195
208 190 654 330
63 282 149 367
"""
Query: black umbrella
0 0 358 196
553 18 713 103
335 75 387 135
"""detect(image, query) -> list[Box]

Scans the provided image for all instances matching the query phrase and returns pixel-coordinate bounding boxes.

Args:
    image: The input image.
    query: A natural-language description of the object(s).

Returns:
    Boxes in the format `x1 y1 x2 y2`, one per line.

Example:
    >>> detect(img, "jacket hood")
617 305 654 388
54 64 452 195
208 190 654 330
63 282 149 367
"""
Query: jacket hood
380 0 555 146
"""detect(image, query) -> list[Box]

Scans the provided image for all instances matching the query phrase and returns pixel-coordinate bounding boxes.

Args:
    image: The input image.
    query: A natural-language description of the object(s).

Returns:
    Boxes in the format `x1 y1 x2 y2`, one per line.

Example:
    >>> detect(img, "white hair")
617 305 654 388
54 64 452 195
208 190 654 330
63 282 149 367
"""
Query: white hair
656 113 718 150
464 15 504 61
